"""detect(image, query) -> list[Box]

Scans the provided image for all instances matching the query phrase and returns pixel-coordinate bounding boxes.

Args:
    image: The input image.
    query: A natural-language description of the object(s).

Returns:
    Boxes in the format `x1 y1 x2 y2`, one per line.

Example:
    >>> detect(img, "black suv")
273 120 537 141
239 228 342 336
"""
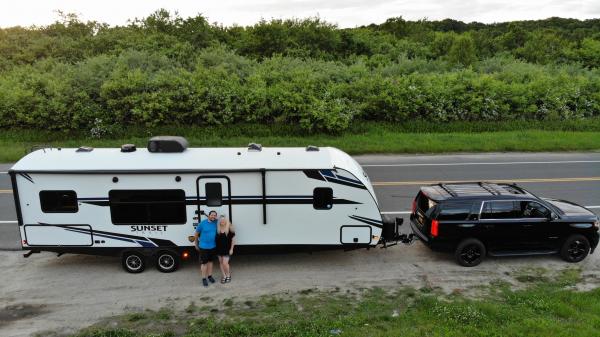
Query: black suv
409 182 599 267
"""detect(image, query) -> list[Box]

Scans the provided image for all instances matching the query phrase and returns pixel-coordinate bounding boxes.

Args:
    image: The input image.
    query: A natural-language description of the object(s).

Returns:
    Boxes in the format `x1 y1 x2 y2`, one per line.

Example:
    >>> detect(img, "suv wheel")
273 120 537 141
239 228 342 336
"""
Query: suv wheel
122 251 146 273
455 238 486 267
156 251 179 273
560 234 590 263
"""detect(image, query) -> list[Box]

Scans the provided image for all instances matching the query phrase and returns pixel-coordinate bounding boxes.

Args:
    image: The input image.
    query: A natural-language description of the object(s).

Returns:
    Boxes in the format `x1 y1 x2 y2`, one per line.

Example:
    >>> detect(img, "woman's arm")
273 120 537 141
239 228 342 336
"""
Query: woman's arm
229 233 235 255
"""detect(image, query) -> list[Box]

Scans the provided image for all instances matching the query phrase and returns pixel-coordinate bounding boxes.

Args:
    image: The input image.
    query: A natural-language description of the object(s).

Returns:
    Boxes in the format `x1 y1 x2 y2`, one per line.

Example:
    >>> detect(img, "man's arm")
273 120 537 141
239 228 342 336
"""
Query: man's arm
193 223 202 251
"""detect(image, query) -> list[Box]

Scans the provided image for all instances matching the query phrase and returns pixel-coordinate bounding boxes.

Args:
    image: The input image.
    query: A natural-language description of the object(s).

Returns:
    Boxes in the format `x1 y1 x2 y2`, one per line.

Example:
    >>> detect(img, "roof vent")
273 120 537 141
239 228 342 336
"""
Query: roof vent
306 145 320 152
148 136 188 153
121 144 136 153
248 143 262 152
76 146 93 152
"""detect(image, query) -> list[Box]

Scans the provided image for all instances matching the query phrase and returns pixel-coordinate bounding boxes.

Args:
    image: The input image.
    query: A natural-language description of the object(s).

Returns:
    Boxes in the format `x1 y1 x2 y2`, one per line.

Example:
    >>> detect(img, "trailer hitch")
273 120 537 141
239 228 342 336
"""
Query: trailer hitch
381 233 417 248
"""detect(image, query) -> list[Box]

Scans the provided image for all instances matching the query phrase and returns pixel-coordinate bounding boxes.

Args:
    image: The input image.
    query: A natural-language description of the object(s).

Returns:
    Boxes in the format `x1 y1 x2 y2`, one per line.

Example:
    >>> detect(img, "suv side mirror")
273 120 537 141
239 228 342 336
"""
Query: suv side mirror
548 213 558 221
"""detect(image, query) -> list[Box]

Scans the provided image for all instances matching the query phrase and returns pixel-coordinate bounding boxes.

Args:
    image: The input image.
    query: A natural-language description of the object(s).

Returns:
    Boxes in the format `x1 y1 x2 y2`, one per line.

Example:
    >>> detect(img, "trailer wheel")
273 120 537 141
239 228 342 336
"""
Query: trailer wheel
156 251 179 273
122 252 145 273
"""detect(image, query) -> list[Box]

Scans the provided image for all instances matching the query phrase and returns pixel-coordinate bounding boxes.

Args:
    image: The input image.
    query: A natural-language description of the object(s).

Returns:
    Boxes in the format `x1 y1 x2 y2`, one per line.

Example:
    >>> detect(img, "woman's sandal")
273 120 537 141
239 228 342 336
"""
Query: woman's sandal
225 276 231 283
220 277 227 284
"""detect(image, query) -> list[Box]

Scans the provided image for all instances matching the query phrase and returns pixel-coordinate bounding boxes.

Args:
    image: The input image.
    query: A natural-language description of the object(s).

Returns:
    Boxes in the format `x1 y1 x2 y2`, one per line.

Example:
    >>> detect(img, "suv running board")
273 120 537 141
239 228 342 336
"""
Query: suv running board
489 250 557 257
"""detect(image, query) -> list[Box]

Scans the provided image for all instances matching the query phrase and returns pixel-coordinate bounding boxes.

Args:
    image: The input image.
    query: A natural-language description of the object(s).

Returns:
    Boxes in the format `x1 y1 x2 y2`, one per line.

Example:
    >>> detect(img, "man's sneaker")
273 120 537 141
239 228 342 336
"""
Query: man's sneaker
202 278 209 287
208 275 216 284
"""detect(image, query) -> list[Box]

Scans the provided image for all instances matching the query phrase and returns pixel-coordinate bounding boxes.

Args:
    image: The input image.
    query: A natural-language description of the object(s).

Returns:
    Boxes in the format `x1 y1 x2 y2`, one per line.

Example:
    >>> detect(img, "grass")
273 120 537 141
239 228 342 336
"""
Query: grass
2 119 600 162
70 267 600 337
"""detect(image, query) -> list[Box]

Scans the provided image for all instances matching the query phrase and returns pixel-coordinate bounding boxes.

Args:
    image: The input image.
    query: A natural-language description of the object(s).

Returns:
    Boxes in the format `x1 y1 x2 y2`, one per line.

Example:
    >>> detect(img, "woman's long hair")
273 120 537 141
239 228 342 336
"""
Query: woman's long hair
218 215 234 234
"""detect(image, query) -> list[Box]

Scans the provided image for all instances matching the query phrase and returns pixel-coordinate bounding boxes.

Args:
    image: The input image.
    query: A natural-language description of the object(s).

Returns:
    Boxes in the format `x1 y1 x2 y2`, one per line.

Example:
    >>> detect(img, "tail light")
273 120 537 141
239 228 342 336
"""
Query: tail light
411 198 417 213
430 220 439 237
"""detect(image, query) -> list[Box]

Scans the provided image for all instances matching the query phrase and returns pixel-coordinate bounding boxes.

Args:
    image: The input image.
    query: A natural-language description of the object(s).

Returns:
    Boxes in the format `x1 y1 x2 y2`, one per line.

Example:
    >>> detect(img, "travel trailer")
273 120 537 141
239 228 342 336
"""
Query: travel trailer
9 137 403 273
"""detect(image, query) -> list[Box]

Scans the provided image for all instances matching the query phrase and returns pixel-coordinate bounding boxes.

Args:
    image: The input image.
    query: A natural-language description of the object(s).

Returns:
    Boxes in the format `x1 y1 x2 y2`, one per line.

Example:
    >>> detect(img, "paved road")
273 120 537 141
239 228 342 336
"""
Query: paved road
1 152 599 249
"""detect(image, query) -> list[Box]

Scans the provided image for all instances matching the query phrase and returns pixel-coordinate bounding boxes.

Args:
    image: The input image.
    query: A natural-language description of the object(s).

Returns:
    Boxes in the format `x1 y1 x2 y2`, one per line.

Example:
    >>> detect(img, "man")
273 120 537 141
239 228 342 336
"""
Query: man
194 210 218 287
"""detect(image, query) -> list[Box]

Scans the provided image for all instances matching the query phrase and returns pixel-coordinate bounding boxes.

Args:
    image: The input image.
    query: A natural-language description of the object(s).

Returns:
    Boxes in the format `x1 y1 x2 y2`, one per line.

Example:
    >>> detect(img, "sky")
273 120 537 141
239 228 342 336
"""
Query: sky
1 0 599 28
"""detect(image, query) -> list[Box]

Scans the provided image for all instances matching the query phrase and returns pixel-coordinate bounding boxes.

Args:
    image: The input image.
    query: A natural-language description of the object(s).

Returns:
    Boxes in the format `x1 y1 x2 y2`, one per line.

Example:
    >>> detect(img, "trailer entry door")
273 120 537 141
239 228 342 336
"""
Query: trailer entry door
196 176 232 223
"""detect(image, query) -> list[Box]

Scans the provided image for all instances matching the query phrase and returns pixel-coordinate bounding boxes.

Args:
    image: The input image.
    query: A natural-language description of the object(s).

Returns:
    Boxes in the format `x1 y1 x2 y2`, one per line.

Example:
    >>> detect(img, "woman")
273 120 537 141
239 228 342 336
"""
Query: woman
216 215 235 283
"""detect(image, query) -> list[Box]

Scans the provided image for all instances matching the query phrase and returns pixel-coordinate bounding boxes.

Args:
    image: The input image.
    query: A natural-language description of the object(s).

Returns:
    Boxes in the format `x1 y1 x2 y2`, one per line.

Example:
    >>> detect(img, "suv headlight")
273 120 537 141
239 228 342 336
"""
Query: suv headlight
594 220 599 230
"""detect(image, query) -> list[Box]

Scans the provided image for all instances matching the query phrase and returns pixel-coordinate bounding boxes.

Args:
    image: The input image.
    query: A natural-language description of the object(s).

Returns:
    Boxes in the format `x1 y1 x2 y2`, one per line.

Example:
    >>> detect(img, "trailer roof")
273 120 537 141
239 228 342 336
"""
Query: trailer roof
9 146 353 173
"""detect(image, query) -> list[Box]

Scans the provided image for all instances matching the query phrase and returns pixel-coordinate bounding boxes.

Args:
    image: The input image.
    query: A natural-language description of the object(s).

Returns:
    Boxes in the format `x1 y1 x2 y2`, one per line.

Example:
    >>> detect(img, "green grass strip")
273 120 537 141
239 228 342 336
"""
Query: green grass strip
1 130 599 163
72 268 600 337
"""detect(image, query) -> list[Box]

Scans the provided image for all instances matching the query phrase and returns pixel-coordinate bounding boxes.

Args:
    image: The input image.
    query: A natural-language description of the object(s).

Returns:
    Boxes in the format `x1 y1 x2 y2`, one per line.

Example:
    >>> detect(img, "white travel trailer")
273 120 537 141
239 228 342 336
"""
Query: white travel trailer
9 137 402 273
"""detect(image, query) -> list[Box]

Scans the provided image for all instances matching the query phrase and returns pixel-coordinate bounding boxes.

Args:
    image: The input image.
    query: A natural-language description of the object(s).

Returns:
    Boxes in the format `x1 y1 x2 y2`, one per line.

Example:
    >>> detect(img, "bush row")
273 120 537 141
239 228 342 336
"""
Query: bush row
1 48 599 134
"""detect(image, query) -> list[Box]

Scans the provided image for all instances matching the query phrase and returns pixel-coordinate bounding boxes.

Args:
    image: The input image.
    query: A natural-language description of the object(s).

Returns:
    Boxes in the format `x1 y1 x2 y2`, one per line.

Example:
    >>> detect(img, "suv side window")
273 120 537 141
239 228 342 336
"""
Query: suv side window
519 201 551 218
437 202 474 221
481 201 520 219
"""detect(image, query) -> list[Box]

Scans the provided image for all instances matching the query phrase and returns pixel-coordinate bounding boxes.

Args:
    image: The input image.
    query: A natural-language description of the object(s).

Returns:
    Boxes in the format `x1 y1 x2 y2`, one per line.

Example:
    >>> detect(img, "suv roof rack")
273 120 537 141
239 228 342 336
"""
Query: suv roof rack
436 182 526 197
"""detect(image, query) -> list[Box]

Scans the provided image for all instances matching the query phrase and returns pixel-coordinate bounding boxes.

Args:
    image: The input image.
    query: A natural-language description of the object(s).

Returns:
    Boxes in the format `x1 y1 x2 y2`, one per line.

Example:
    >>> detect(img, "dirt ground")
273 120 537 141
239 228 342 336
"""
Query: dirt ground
1 241 600 337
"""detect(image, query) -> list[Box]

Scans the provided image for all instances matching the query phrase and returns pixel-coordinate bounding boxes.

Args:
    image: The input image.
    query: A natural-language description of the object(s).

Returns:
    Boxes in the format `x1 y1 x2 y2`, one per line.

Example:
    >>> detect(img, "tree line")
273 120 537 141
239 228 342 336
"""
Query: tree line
1 10 599 133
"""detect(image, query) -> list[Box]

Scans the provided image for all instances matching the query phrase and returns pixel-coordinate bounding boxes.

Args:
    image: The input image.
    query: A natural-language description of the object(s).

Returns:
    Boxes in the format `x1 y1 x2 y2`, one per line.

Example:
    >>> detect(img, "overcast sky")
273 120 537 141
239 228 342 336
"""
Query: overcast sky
1 0 599 28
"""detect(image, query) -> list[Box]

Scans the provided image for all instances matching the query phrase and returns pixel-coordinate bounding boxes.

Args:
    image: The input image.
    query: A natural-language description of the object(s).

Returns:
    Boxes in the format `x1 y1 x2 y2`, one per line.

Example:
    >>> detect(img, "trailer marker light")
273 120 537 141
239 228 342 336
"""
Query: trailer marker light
182 251 189 259
430 220 439 237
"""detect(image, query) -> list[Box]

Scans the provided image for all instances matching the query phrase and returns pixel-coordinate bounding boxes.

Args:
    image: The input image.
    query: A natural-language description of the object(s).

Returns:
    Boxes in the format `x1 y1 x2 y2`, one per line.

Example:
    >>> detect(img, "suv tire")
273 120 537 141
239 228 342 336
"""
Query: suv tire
455 238 486 267
560 234 590 263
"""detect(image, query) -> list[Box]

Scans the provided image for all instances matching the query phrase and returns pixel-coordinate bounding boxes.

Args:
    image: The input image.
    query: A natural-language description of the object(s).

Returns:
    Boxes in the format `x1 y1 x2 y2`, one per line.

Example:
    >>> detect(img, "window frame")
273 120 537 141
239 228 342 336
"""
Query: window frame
437 201 476 221
39 190 79 213
313 187 333 210
108 189 187 225
479 199 550 221
205 182 223 207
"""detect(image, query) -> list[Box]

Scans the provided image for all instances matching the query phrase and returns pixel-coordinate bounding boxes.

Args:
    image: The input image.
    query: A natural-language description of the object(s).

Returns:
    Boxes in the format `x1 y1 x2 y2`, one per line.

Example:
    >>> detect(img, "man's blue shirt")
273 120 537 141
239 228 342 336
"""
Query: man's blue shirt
196 218 217 249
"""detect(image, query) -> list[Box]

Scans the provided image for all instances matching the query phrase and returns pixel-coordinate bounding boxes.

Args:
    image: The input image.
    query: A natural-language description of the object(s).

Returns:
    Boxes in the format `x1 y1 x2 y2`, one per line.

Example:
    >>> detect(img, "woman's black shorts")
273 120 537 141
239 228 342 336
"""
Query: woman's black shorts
199 248 216 264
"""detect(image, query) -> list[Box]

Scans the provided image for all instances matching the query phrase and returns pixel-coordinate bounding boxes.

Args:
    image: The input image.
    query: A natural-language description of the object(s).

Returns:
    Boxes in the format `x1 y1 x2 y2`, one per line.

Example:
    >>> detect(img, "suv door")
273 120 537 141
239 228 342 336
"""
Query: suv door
436 201 481 243
517 200 557 250
479 200 525 252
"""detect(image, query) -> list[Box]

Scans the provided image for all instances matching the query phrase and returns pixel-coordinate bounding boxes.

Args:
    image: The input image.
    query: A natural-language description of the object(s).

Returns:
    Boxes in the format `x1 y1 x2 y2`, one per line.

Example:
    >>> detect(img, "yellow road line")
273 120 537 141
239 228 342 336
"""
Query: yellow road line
0 189 12 194
372 177 600 186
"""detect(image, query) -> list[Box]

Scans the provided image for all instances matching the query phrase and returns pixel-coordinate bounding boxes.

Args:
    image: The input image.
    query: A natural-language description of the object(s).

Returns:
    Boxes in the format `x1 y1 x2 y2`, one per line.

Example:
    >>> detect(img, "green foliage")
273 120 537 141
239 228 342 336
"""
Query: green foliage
72 269 600 337
448 34 477 66
2 11 600 133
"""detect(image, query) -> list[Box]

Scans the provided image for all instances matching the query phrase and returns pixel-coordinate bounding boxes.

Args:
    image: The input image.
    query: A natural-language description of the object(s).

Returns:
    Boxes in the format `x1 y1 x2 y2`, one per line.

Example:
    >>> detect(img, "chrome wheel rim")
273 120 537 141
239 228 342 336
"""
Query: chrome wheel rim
158 254 175 270
126 255 143 271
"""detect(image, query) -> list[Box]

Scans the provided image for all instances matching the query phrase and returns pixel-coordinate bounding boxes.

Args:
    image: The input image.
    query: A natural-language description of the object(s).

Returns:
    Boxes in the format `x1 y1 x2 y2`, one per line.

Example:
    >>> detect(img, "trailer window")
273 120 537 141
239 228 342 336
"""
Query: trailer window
109 189 186 225
39 190 78 213
205 183 222 207
313 187 333 210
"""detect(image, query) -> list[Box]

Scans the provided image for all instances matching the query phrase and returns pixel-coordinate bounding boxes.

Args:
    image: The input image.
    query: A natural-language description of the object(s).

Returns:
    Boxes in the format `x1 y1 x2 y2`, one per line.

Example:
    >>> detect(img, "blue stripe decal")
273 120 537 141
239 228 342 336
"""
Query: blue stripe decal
136 240 158 248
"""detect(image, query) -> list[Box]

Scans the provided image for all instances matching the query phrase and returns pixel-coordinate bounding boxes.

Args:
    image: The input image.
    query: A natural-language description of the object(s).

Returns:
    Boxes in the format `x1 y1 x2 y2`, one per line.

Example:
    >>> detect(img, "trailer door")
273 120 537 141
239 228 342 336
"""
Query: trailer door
196 176 232 223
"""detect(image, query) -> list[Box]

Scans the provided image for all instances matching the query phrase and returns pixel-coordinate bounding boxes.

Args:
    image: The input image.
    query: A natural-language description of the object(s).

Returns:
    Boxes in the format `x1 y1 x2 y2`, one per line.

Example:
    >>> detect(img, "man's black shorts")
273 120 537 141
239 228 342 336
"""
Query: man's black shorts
199 248 216 264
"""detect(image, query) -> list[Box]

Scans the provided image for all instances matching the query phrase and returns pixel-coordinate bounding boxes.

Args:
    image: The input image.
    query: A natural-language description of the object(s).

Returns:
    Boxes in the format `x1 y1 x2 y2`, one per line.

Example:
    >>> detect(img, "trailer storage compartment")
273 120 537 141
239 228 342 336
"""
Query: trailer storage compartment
24 225 93 246
340 225 372 244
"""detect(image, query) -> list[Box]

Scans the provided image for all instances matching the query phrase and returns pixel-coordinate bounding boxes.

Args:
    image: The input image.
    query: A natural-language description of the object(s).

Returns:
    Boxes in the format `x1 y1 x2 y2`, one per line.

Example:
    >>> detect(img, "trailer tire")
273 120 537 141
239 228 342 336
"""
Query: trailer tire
122 251 146 273
156 251 179 273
